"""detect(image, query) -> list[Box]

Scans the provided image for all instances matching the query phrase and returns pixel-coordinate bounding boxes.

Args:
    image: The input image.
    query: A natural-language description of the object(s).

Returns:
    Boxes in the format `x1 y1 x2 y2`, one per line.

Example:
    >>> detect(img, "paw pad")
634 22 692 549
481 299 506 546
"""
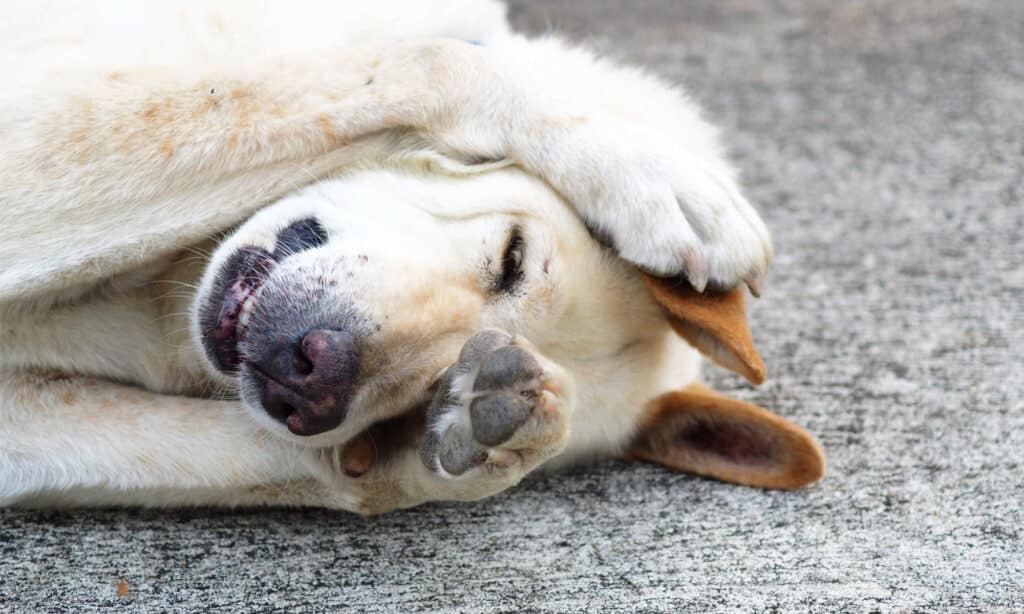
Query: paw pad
421 329 570 478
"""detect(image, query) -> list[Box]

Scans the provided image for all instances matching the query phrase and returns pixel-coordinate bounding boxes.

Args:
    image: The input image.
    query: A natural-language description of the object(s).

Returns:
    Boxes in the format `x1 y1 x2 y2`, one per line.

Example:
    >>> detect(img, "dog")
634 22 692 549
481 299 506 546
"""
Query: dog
0 0 824 513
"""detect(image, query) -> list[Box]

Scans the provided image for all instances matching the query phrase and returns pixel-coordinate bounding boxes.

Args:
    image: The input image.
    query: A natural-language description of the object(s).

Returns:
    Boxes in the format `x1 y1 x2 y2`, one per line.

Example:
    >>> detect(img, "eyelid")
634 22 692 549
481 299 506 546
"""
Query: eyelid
504 226 524 266
505 225 523 256
492 224 525 293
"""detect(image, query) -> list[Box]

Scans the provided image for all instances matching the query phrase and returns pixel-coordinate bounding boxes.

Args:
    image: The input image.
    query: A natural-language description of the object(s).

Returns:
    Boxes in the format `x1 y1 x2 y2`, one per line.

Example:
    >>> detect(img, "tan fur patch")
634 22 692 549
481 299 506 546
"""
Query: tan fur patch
642 274 766 384
626 382 825 489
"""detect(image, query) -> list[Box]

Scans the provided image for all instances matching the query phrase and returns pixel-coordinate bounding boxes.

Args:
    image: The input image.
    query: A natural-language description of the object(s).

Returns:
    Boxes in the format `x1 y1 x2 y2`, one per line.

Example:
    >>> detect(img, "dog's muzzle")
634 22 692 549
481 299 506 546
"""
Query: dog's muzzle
199 217 368 436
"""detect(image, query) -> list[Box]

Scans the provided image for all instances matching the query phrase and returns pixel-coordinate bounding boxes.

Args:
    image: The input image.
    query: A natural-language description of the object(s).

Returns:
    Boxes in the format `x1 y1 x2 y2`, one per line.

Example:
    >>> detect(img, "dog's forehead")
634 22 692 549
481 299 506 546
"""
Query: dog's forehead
314 168 577 227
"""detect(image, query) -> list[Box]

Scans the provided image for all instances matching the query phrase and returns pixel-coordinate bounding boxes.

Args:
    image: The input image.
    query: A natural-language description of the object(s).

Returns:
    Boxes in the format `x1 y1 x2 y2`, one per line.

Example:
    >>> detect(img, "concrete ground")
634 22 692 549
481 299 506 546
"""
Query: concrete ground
2 1 1022 611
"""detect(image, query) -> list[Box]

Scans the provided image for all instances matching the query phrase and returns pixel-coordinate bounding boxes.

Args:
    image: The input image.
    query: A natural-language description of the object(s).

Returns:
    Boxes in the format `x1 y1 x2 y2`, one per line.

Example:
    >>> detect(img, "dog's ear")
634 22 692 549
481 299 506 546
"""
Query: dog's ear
641 274 766 385
624 383 825 489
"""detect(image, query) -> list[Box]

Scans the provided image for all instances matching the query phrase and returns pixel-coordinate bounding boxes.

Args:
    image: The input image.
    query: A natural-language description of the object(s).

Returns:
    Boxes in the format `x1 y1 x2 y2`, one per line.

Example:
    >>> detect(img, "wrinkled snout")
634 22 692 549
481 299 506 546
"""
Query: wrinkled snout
249 328 360 436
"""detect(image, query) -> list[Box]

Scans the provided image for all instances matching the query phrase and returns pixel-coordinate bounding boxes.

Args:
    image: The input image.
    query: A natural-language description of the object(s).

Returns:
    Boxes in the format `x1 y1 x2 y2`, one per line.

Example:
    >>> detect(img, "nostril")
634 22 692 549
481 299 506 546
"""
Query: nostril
291 345 314 376
263 394 295 424
300 329 358 377
301 333 327 366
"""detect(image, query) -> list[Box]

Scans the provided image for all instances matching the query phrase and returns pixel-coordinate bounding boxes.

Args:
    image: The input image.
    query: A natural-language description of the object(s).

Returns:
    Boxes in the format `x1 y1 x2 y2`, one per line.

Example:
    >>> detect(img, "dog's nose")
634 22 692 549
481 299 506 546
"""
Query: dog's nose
254 329 360 436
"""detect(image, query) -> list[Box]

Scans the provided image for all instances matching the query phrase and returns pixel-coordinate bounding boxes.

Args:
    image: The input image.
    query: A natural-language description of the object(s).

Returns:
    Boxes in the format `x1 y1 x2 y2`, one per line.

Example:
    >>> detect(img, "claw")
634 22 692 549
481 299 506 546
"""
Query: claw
683 248 709 293
744 274 763 298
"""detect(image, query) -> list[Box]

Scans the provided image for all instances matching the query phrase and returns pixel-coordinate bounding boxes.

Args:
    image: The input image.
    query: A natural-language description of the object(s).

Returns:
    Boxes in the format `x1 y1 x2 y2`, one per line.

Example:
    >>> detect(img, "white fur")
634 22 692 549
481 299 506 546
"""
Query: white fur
0 1 769 512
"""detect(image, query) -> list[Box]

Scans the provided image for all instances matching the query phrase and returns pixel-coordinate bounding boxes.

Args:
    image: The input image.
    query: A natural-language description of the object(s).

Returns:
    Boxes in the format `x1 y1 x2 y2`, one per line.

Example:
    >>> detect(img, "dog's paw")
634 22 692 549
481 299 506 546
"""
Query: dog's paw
556 122 773 293
420 330 573 481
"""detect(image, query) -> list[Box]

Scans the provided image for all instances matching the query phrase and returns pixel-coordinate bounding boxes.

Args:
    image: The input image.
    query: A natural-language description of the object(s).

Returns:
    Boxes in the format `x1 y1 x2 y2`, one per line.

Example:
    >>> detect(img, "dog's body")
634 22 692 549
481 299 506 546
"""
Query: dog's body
1 1 823 513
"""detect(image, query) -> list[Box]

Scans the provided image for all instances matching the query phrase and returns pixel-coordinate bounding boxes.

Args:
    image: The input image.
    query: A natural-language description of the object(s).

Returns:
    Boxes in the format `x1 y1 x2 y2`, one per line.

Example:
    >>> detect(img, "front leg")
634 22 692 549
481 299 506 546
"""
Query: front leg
1 336 569 513
0 370 338 508
349 330 575 515
5 38 766 304
516 121 772 291
423 36 773 291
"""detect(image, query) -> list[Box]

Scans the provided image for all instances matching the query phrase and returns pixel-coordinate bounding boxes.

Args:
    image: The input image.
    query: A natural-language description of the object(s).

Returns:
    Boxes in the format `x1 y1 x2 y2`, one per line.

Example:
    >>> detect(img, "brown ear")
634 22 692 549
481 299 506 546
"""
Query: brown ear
624 383 825 489
642 274 766 385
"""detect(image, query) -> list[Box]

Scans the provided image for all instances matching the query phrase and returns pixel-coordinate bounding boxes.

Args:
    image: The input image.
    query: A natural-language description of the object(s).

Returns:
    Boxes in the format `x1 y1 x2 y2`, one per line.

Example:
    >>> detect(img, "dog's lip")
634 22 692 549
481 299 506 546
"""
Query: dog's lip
204 247 277 374
211 281 261 371
202 218 330 375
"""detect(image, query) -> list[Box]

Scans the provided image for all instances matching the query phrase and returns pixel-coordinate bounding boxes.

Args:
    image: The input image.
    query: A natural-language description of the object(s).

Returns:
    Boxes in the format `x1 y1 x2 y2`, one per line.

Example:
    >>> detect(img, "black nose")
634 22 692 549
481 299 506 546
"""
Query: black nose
252 329 360 436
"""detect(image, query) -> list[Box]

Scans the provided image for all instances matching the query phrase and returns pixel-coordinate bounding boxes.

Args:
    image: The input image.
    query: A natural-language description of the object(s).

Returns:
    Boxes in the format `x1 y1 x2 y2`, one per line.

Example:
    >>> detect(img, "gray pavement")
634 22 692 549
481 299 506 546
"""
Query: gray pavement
2 1 1022 611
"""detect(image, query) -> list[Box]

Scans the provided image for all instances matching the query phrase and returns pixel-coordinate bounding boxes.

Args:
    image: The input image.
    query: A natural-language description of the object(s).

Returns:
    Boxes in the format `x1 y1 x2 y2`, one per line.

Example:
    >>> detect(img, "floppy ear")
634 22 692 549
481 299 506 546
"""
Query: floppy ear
641 274 766 385
624 383 825 489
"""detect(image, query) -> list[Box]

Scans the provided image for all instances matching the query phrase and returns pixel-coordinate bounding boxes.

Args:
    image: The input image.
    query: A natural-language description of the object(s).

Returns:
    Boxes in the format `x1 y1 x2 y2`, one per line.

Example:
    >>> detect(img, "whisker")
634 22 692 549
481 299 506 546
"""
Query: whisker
182 245 214 258
145 279 200 290
150 311 194 323
285 442 300 488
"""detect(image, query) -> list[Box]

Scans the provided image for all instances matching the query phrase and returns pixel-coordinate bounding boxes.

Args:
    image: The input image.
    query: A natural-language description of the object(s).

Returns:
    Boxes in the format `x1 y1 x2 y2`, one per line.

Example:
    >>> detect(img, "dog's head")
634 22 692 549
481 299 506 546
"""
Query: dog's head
193 166 673 445
191 165 824 489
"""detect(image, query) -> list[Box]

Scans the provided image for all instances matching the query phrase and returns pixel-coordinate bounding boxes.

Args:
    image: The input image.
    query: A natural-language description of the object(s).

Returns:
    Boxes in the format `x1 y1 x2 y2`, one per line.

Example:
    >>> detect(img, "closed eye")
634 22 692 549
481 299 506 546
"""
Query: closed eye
494 225 525 293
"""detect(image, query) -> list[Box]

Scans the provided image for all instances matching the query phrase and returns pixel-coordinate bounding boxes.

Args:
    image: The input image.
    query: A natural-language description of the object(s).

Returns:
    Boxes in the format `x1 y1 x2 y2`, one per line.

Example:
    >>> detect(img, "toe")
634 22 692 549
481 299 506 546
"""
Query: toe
473 346 541 391
537 389 562 420
438 424 484 476
470 392 532 446
456 329 512 368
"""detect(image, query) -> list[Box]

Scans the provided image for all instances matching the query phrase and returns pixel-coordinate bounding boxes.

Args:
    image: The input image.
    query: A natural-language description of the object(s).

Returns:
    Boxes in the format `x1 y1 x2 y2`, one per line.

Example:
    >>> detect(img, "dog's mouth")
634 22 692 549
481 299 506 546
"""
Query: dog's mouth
205 246 277 373
200 217 330 375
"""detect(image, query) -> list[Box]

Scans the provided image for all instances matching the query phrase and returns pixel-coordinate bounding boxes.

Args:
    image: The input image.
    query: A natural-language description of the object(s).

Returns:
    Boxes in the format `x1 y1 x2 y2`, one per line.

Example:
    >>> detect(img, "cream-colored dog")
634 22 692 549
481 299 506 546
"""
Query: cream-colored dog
0 0 824 513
